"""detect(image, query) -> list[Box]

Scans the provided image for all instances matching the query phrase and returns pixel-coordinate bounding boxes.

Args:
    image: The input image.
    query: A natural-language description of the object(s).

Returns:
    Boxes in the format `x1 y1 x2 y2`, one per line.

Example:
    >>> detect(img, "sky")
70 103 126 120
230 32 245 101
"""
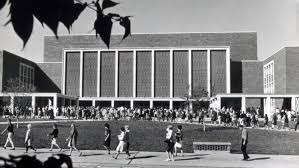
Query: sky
0 0 298 62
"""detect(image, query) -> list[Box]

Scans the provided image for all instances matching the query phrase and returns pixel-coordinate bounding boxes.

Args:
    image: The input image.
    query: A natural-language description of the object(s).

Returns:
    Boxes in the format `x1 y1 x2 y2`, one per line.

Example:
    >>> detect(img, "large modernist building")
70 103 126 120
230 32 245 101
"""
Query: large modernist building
1 32 299 116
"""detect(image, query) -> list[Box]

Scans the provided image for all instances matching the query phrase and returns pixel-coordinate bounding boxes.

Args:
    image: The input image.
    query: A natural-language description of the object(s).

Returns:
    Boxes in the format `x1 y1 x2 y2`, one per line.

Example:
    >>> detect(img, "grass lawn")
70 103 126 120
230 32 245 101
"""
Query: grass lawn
0 120 299 155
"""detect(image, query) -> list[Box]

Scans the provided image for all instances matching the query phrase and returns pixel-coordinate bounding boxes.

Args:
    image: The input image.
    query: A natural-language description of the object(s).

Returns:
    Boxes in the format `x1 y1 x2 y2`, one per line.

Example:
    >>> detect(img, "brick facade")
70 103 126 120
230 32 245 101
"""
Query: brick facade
44 33 257 62
241 61 263 93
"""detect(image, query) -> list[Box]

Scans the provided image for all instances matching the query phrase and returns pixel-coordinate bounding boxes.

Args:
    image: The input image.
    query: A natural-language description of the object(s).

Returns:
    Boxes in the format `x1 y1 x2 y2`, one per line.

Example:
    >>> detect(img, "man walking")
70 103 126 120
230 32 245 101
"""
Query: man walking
1 119 15 150
239 125 249 160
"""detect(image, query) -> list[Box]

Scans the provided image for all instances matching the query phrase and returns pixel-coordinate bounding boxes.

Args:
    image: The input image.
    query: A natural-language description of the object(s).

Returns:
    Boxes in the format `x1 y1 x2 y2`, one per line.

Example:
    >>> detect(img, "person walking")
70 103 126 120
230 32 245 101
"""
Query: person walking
47 124 62 152
174 125 184 157
1 119 15 150
164 125 175 162
124 125 131 159
239 125 249 161
25 124 36 153
103 123 111 154
113 127 126 159
66 123 82 156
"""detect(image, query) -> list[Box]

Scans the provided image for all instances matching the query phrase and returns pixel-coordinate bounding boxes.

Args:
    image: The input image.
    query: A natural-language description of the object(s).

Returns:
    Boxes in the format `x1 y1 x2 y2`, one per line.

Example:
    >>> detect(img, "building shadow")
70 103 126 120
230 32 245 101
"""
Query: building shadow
247 157 270 161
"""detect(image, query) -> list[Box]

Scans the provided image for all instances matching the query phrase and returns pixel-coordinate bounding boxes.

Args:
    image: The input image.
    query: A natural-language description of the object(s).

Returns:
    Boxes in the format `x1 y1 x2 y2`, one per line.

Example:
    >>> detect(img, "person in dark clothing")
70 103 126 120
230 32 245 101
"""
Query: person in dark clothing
1 119 15 150
264 114 269 128
47 124 62 151
103 123 111 154
124 125 131 159
239 125 249 161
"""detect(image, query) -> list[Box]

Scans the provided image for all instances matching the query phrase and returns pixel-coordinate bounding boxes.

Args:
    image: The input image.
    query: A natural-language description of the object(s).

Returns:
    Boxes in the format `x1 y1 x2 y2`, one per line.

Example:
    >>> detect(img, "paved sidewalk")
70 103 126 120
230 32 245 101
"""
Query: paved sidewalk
0 148 298 168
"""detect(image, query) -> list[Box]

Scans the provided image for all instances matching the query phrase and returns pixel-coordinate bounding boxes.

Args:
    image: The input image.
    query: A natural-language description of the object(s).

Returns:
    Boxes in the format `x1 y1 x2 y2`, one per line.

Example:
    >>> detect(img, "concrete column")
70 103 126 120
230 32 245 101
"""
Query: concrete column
188 49 192 96
31 96 36 115
241 96 246 112
150 100 153 108
92 100 96 107
226 48 231 93
79 51 83 97
265 96 271 116
207 49 211 97
291 97 296 111
115 51 118 97
169 100 173 109
151 50 155 98
97 50 101 97
53 95 58 116
170 50 173 98
189 101 193 111
111 100 115 108
10 96 14 114
76 99 79 107
133 50 136 98
130 100 134 109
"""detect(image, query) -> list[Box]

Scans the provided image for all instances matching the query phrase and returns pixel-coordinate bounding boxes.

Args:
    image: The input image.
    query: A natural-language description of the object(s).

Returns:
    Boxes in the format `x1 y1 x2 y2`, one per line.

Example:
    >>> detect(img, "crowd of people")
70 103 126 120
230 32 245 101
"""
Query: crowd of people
1 105 299 131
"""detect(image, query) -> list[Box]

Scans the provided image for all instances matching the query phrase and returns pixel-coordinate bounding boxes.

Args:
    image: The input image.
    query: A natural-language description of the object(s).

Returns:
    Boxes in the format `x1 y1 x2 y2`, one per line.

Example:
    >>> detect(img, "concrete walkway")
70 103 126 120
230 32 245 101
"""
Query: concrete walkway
0 148 298 168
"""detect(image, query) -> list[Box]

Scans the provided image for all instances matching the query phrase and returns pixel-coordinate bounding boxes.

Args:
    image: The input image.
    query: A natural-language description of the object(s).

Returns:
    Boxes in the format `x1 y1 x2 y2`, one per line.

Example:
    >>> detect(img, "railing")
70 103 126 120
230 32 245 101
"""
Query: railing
193 142 231 152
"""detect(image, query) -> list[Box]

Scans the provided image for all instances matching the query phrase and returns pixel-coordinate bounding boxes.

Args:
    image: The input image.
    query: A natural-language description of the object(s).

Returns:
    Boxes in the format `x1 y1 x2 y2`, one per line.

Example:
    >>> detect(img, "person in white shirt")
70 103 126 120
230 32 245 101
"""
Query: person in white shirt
164 125 174 162
113 127 126 159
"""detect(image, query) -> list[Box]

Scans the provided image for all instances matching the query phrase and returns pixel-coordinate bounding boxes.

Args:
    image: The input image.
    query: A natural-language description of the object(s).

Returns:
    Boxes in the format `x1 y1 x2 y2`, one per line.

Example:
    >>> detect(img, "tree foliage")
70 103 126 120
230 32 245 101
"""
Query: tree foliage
0 154 73 168
3 77 36 111
0 0 131 48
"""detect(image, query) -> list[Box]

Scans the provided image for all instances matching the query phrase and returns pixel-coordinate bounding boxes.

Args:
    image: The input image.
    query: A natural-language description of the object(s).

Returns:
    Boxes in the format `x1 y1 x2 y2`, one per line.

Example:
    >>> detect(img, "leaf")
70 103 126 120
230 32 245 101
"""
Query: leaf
94 14 113 48
60 2 87 32
32 0 65 38
6 0 34 47
56 154 73 168
0 0 7 10
119 16 131 40
102 0 119 10
107 13 120 18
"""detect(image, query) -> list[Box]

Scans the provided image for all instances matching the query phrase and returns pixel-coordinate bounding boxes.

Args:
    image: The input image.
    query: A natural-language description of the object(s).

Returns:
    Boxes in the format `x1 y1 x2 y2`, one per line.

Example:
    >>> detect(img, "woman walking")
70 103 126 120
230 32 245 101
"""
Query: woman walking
113 127 126 159
66 123 82 156
47 123 62 151
25 124 36 153
164 125 175 162
103 123 111 154
1 119 15 150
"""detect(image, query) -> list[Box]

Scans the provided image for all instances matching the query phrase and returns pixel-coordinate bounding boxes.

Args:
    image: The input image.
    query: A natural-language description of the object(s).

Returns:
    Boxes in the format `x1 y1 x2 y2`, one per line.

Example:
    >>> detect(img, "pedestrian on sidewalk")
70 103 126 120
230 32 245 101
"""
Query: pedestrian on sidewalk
66 123 82 156
25 124 36 153
47 123 62 152
103 123 111 154
124 125 131 159
164 125 174 162
239 125 250 161
113 127 126 159
264 114 269 128
174 125 184 157
1 119 15 150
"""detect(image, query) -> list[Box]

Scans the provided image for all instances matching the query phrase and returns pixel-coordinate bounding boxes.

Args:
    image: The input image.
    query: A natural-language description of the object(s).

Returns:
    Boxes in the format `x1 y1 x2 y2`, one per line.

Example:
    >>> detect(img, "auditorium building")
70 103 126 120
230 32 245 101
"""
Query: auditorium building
1 32 299 116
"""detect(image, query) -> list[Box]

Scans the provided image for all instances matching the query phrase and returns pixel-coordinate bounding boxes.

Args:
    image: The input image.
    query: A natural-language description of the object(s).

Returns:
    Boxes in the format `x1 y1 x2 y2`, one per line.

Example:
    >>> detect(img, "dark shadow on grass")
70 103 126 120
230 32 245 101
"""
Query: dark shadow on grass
247 157 270 161
175 157 201 161
131 155 157 159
